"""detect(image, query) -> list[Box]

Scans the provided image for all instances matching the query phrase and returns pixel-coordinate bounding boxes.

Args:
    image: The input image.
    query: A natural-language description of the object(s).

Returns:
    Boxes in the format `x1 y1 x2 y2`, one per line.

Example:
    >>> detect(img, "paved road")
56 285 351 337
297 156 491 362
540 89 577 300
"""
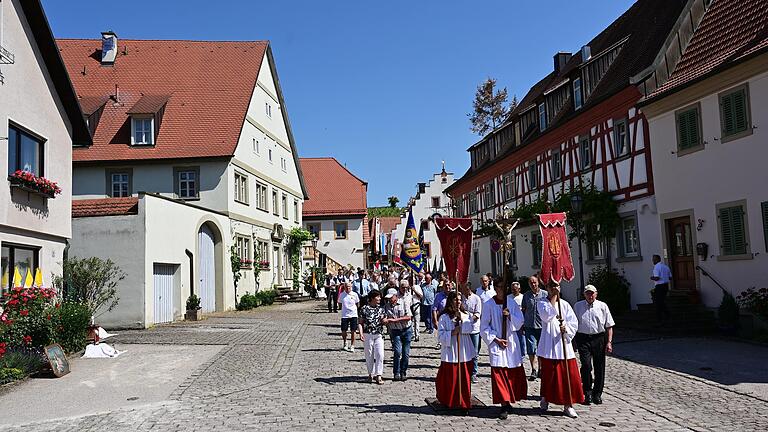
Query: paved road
1 301 767 431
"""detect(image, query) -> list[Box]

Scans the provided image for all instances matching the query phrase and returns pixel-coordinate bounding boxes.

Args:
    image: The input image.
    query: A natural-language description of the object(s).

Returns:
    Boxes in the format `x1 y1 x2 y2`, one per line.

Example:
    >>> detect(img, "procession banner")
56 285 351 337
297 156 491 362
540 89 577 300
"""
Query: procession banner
538 212 575 284
400 209 424 272
433 218 473 285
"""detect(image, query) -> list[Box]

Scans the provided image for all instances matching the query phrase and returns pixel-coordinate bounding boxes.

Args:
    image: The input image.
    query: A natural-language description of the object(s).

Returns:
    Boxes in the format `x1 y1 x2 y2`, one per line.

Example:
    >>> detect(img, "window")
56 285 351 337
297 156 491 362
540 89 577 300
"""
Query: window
268 149 273 163
587 224 606 261
538 103 547 131
473 249 480 273
282 194 288 219
253 138 260 154
528 162 537 189
423 242 432 258
307 223 320 239
676 105 702 152
280 157 287 172
174 168 199 199
256 240 269 263
110 172 130 198
510 236 518 269
468 192 478 214
334 221 348 239
613 119 629 157
421 220 430 232
255 182 268 211
551 150 562 180
294 200 299 222
272 190 279 215
719 84 752 141
573 77 583 110
234 172 248 204
1 244 38 294
762 201 768 252
619 216 640 257
235 235 252 268
484 181 495 208
717 202 750 257
265 102 272 118
431 196 441 208
7 124 44 176
502 173 514 201
531 231 542 268
131 117 154 145
579 136 591 170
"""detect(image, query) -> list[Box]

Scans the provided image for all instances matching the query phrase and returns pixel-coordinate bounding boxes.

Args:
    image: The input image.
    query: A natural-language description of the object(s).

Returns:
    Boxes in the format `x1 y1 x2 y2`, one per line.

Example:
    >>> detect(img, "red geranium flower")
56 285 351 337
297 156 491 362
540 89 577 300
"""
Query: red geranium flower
22 335 32 344
20 310 29 317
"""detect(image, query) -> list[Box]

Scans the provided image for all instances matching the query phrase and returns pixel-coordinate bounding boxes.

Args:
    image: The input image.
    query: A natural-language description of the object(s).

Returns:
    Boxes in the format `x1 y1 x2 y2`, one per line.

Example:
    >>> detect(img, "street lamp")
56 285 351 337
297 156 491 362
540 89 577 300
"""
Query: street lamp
570 193 586 294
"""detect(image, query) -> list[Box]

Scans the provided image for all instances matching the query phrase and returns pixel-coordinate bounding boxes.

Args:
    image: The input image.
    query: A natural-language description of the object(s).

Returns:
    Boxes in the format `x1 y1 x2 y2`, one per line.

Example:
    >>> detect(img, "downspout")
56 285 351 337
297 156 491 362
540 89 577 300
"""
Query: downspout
185 249 194 297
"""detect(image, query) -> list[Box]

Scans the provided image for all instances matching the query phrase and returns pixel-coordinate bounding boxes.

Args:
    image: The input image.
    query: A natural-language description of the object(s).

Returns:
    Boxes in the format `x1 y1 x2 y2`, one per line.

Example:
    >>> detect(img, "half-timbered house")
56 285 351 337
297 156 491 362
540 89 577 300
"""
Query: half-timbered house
446 0 705 306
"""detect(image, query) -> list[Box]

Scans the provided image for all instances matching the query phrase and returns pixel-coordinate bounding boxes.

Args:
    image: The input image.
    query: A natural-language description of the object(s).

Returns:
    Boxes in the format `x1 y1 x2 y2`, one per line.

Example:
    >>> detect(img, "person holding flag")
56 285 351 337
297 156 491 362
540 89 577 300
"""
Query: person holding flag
436 291 475 413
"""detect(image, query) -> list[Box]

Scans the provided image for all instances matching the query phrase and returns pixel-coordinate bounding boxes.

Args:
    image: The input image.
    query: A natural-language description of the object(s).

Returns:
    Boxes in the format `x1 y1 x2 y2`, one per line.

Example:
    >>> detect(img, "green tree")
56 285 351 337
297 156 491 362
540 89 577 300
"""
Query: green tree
54 257 125 318
468 78 510 136
387 196 400 208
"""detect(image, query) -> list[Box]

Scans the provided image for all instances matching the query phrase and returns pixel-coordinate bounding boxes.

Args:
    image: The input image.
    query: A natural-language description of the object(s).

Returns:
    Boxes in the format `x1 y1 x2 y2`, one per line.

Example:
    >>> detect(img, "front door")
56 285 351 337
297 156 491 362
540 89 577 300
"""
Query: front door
667 216 696 291
198 225 216 312
273 246 281 286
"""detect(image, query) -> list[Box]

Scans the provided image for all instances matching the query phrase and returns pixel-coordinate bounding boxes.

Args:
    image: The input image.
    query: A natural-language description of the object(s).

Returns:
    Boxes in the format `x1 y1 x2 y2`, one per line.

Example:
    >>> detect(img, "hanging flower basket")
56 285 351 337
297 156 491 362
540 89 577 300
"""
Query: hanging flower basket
8 170 62 198
240 258 254 269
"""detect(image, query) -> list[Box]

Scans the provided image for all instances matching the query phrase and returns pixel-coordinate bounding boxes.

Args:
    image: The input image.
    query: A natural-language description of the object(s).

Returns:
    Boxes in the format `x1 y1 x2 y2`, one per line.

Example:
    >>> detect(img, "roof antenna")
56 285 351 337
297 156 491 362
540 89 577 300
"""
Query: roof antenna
113 84 120 103
122 45 128 56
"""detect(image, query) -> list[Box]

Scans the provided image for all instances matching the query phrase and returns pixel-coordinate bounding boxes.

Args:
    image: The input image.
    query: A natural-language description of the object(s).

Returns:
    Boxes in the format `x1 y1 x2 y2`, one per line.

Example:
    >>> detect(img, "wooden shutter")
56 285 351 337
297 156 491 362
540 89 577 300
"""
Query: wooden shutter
721 92 736 136
677 108 699 150
722 88 749 137
762 201 768 252
719 206 747 255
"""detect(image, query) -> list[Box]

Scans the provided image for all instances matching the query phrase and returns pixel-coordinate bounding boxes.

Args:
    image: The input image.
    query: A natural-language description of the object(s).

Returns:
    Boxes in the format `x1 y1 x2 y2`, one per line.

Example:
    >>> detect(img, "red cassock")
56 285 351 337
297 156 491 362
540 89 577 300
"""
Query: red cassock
435 361 472 409
490 366 528 404
539 358 585 405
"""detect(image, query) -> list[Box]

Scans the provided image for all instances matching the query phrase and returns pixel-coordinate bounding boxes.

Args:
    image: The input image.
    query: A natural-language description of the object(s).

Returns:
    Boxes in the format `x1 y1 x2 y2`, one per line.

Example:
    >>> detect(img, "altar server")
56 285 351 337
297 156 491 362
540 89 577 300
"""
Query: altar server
435 291 476 412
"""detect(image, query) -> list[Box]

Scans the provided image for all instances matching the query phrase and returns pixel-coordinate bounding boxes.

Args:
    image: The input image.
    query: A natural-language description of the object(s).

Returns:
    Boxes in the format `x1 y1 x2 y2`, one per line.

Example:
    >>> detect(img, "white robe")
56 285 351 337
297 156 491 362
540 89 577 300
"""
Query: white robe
480 295 525 368
536 298 578 360
438 312 476 363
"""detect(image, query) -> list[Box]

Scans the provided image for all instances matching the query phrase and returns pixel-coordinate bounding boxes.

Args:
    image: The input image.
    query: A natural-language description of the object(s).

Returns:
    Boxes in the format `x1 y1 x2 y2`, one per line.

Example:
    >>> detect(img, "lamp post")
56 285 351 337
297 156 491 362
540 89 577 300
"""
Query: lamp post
570 193 585 293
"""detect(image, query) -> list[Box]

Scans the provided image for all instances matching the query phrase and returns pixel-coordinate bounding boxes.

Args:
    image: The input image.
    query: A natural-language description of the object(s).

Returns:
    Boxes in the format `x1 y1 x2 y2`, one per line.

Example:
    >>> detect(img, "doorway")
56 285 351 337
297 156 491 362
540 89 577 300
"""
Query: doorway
666 216 696 291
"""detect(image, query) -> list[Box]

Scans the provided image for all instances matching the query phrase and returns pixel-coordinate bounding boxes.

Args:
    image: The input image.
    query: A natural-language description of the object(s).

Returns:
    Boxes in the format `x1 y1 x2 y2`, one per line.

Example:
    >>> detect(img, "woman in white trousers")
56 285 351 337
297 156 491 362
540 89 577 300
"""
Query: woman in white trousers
358 289 386 384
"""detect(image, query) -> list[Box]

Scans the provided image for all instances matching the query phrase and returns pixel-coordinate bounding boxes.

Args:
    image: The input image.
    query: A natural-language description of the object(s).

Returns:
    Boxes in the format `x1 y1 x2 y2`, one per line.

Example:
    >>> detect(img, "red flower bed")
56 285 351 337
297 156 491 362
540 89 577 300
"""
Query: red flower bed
8 170 62 197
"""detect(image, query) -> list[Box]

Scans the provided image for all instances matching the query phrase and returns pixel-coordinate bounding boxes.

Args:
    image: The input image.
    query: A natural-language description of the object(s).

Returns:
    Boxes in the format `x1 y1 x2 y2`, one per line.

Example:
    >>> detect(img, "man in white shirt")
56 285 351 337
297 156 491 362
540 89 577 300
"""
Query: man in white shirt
475 275 496 303
650 254 672 324
574 285 615 406
338 282 360 352
461 282 483 383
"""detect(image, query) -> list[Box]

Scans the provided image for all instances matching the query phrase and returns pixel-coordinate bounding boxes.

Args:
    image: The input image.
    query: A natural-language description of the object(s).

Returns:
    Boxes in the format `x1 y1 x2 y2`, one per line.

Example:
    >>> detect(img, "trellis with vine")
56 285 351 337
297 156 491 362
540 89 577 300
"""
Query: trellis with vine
285 227 313 291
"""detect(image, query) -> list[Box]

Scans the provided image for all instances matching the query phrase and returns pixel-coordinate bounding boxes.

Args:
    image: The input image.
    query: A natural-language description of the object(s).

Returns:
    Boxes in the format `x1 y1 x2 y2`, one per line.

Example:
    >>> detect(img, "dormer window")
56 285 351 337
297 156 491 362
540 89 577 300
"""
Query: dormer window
573 77 583 110
538 103 547 131
131 116 154 145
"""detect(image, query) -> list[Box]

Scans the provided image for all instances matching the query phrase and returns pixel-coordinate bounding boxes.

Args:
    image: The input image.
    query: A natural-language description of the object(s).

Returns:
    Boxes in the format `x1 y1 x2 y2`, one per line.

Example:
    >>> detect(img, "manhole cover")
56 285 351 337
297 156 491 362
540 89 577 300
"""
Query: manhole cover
599 422 616 427
127 396 139 401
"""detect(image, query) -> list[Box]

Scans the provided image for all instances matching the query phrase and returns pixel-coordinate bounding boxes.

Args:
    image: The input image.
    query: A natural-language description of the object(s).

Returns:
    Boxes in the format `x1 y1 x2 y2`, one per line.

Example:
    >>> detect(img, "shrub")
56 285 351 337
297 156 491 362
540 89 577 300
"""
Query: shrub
186 294 201 311
54 257 125 318
256 290 277 306
0 350 44 375
586 266 631 315
0 368 25 385
736 287 768 321
237 293 259 311
53 302 91 353
0 286 57 349
718 291 740 330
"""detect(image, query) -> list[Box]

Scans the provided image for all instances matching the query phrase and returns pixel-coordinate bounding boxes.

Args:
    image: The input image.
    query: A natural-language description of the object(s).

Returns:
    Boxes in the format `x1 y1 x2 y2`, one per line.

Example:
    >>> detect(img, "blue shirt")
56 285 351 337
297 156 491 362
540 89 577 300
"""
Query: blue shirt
421 281 437 306
432 291 448 314
521 289 548 329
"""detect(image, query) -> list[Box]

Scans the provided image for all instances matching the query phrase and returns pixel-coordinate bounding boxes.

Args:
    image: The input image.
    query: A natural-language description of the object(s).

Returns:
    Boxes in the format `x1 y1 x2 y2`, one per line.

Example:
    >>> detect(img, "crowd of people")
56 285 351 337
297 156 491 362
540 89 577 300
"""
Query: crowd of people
320 266 615 419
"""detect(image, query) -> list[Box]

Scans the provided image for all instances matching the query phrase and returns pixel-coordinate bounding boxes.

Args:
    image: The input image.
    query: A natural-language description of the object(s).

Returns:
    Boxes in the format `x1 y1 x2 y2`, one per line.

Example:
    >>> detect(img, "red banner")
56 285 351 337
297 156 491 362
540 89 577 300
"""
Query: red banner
434 218 473 285
538 213 575 285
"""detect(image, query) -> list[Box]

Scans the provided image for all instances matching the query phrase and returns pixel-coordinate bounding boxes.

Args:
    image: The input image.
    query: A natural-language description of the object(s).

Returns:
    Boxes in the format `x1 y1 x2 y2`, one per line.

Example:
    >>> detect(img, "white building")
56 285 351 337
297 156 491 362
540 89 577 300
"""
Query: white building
388 164 455 272
300 158 367 271
60 35 308 327
0 0 90 294
640 0 768 309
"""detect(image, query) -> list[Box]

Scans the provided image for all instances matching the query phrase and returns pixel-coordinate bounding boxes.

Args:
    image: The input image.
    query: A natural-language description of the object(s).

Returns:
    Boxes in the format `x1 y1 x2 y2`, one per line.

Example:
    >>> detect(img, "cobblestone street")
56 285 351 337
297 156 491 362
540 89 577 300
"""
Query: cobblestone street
2 301 767 432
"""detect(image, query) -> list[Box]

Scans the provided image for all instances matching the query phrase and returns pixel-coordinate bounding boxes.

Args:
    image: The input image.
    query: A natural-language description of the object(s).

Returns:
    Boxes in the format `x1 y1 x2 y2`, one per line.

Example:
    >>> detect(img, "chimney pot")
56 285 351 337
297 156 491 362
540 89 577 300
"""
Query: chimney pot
554 52 572 75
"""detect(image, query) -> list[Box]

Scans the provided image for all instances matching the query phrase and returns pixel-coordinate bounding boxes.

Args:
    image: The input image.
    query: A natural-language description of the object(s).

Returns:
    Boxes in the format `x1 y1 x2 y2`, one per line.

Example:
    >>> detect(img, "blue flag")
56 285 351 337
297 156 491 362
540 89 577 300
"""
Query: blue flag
400 209 424 272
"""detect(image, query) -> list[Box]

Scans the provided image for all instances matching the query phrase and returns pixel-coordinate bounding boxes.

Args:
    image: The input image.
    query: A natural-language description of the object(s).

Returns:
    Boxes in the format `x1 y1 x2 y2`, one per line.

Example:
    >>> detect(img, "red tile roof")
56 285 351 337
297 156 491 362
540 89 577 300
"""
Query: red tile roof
647 0 768 100
57 39 268 162
378 216 402 235
72 197 139 218
300 158 367 217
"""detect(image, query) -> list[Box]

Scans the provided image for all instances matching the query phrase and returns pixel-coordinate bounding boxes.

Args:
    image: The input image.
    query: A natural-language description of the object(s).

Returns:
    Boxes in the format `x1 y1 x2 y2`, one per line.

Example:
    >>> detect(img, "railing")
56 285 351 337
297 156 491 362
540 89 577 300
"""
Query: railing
696 265 730 295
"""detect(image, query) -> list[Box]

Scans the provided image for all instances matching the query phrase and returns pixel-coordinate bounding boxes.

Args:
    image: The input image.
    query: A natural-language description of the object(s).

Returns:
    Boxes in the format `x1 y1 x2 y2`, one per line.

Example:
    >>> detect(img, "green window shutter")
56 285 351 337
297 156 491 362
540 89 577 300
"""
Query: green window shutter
762 201 768 252
677 108 699 150
719 207 734 255
721 92 736 136
720 206 747 255
733 89 748 134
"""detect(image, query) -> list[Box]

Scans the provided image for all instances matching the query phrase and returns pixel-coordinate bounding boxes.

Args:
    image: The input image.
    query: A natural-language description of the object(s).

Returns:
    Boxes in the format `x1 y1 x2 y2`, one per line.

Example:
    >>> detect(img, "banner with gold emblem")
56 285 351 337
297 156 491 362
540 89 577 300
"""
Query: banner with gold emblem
538 213 575 284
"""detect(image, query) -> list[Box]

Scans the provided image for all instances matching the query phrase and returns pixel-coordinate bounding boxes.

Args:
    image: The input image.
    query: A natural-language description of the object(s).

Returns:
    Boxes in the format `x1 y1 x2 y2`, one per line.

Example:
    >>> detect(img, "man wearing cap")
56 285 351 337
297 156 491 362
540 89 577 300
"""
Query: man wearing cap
573 284 615 405
383 287 413 381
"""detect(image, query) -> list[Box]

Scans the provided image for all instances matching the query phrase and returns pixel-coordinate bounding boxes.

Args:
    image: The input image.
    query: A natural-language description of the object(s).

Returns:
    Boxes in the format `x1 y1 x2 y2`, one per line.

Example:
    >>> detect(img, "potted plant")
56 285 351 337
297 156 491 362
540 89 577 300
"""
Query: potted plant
185 294 202 321
8 170 62 198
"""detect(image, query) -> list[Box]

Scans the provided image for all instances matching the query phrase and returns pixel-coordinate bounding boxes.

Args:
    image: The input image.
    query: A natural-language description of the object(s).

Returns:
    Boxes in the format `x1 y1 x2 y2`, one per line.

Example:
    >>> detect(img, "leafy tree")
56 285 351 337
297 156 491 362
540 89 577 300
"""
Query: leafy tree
468 78 510 135
387 196 400 208
54 257 125 318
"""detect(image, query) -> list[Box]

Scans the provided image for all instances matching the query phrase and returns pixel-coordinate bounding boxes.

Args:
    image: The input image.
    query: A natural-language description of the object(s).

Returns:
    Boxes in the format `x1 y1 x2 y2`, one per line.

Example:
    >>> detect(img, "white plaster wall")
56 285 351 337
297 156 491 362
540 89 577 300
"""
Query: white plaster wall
0 0 72 240
306 217 365 269
648 70 768 308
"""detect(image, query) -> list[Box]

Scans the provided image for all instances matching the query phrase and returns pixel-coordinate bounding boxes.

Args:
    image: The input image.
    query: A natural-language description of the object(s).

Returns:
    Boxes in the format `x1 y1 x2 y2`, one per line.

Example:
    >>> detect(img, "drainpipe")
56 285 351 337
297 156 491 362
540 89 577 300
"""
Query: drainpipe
185 249 194 297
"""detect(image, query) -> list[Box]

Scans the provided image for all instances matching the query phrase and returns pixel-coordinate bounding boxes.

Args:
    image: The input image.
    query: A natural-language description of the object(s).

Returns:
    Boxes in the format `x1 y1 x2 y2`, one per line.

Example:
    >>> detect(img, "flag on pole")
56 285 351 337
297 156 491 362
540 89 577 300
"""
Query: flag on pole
34 268 43 287
13 267 22 287
434 218 473 285
538 213 575 284
23 269 33 288
399 209 424 272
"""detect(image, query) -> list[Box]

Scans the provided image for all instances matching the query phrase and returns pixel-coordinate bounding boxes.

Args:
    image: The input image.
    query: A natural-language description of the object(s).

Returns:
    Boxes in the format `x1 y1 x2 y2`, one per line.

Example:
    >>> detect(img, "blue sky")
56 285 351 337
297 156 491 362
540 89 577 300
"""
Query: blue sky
43 0 635 206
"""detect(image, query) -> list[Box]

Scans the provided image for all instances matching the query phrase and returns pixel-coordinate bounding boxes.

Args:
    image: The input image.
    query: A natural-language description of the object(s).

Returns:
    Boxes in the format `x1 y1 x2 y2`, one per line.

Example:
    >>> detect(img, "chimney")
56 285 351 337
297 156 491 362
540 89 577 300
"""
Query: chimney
101 31 118 65
553 52 572 75
581 45 592 62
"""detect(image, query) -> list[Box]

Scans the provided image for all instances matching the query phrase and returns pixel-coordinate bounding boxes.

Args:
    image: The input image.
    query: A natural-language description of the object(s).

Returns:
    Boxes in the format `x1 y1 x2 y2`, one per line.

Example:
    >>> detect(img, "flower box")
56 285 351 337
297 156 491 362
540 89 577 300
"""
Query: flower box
239 258 254 269
258 261 270 270
8 171 61 199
